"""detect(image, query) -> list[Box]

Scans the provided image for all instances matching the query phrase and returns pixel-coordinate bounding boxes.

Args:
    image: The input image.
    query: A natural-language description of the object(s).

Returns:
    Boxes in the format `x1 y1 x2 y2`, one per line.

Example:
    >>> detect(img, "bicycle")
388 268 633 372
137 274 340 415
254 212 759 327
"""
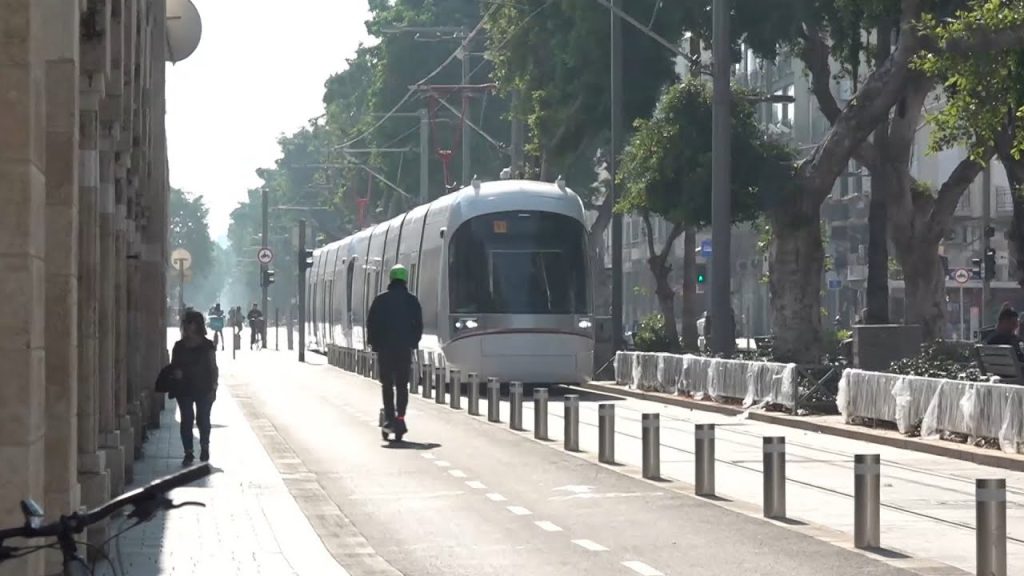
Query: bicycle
0 463 212 575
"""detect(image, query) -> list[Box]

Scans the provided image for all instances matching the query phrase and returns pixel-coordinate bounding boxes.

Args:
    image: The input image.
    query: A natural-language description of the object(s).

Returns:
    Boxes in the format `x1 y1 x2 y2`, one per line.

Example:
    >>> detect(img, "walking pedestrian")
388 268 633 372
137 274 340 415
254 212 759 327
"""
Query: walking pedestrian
247 303 264 350
171 310 218 465
367 265 423 435
208 303 225 350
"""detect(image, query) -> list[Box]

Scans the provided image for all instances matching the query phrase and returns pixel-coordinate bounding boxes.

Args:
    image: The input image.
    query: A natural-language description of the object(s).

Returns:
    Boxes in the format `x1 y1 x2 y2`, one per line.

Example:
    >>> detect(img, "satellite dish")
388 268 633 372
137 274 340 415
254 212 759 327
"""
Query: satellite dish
166 0 202 63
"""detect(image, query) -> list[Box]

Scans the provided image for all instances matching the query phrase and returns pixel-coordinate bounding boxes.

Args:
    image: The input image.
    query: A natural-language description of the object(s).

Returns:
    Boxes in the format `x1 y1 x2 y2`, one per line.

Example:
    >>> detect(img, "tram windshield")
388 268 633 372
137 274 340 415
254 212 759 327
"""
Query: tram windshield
449 211 588 315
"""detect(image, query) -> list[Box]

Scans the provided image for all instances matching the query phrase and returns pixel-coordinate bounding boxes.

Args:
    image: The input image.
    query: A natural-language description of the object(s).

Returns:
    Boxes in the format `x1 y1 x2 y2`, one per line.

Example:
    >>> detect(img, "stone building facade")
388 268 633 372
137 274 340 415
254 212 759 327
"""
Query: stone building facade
0 1 171 573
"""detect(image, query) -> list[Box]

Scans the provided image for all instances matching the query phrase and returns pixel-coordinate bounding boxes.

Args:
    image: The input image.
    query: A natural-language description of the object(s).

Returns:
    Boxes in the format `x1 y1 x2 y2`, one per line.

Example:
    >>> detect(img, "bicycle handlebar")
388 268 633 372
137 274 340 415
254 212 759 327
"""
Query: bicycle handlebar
0 463 212 542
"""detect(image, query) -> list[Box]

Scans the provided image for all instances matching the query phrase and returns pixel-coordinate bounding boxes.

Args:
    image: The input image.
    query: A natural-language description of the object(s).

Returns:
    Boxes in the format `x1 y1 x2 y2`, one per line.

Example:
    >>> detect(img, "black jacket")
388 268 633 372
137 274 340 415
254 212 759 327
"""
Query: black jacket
367 281 423 355
171 338 218 397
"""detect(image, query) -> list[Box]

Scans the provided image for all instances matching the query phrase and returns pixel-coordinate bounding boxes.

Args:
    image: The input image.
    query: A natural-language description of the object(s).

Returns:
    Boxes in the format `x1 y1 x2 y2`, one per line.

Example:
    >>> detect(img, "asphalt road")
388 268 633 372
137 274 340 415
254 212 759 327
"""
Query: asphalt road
225 352 916 576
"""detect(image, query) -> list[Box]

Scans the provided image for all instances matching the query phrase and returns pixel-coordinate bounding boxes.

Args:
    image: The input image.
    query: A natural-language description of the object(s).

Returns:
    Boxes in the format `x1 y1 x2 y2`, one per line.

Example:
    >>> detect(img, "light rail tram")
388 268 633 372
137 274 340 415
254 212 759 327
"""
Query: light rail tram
305 179 594 384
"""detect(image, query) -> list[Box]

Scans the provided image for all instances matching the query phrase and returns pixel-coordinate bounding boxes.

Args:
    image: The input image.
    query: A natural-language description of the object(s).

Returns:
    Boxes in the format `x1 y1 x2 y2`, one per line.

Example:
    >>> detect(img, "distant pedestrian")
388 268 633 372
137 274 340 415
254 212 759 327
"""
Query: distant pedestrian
367 265 423 436
986 306 1024 361
208 303 225 351
247 303 264 350
171 310 218 465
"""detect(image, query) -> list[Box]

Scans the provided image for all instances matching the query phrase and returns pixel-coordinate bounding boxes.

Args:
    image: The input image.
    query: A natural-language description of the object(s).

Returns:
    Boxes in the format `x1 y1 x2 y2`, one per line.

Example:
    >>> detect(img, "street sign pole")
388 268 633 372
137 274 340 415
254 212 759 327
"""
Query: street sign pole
261 186 270 346
178 262 185 319
960 286 965 341
298 219 307 363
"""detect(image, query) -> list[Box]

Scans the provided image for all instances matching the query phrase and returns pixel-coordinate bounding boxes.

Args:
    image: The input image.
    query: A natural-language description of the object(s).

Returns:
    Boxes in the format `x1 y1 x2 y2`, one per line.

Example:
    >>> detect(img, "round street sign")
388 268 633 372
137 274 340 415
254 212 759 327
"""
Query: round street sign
170 247 192 270
257 247 274 265
953 268 971 284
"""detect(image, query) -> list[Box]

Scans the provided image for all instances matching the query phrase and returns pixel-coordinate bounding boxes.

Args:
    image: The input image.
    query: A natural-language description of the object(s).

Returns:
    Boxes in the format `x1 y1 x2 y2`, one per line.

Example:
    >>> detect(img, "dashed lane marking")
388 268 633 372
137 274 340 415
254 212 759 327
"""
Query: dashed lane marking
433 460 451 467
448 469 467 478
485 493 507 502
465 480 486 489
621 561 664 576
506 506 532 516
422 453 436 460
534 521 563 532
572 539 608 552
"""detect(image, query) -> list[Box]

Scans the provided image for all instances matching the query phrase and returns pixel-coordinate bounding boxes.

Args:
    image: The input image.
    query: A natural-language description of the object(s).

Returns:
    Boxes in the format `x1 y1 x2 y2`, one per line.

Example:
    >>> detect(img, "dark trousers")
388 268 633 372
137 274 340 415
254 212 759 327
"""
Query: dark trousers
177 395 213 453
379 354 411 422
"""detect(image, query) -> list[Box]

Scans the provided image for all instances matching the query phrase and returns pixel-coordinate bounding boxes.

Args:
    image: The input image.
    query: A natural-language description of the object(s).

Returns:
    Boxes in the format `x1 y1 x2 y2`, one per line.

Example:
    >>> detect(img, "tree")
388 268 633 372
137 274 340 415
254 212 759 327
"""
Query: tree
918 1 1024 289
673 0 1024 361
168 187 224 307
618 80 793 352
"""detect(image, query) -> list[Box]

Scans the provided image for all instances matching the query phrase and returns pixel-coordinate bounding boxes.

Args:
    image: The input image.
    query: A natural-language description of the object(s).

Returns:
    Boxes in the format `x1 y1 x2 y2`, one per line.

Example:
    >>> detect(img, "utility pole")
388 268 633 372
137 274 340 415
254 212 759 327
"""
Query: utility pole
710 0 734 356
982 162 992 325
610 0 624 353
510 90 525 175
298 219 307 362
461 34 472 186
261 186 269 345
420 108 430 204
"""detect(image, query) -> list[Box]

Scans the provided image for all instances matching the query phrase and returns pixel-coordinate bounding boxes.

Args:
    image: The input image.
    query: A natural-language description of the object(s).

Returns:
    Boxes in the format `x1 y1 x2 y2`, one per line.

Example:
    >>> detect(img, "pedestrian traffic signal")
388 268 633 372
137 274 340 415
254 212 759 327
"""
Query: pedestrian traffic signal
696 263 707 284
985 248 996 280
300 249 314 272
261 269 275 287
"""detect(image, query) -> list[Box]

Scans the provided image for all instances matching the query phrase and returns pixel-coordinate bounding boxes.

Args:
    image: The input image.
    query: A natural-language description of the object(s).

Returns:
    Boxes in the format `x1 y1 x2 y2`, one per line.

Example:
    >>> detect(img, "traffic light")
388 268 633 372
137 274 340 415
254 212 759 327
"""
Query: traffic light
971 257 983 280
696 263 707 284
300 249 314 272
985 248 996 280
261 268 275 287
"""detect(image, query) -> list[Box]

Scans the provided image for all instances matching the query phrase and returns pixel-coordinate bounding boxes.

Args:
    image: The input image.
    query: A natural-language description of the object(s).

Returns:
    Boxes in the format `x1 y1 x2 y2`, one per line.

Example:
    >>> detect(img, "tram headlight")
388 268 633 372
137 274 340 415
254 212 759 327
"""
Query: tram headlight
577 318 592 330
454 318 479 331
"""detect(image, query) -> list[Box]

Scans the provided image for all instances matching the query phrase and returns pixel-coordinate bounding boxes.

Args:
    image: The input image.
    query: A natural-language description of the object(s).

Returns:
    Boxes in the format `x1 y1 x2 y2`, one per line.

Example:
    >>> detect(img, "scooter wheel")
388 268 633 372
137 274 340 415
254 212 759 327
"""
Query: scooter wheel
381 429 389 441
394 433 404 442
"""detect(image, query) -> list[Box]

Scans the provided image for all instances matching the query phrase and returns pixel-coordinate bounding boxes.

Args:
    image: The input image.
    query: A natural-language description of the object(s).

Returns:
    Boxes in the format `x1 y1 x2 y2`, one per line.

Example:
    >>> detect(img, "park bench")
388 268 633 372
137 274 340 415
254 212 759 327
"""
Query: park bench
974 344 1024 385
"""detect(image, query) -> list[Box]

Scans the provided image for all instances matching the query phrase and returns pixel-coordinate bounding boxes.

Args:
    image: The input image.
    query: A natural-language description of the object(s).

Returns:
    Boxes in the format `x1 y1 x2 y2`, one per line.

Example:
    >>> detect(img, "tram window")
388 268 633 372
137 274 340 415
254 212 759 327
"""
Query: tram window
449 211 588 315
345 260 355 321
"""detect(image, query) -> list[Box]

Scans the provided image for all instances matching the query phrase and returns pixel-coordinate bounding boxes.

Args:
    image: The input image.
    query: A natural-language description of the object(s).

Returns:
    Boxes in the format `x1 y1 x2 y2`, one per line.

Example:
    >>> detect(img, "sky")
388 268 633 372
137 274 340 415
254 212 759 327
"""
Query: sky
165 0 371 241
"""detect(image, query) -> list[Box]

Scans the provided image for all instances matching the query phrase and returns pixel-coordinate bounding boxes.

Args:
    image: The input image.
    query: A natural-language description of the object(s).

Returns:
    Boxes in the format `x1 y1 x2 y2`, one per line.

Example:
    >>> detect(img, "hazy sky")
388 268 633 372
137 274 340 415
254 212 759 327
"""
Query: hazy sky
165 0 371 241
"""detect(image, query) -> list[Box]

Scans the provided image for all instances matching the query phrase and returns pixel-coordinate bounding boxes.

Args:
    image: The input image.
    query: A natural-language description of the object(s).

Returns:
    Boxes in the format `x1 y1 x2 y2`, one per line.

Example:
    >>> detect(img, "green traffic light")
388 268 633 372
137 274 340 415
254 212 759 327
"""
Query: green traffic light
697 273 705 284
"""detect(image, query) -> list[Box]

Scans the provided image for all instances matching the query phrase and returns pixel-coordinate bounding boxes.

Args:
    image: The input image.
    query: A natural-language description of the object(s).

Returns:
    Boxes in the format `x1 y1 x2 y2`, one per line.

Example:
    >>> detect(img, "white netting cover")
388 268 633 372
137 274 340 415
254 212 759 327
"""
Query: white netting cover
837 368 1024 453
614 352 797 408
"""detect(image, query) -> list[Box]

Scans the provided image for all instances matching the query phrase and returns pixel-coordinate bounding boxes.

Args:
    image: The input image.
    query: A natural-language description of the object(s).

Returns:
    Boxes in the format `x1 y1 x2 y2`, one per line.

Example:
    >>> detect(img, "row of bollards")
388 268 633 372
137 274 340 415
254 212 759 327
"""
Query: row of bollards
330 349 1008 576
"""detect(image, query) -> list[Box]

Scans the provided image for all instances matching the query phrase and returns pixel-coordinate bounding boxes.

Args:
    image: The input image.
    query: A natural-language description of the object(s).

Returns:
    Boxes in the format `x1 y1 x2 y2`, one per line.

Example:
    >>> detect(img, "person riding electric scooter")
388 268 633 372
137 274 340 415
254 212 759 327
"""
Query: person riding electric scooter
366 264 423 437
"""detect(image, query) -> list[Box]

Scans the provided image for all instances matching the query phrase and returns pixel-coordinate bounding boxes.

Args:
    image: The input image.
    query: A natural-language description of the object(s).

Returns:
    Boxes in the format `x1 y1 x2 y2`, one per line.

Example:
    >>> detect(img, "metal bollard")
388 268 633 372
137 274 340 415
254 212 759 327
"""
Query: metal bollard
409 359 419 395
434 366 446 404
370 352 378 380
598 403 615 464
762 436 786 519
533 388 549 440
564 395 580 452
854 454 880 549
487 378 501 422
510 382 524 431
422 363 433 399
695 424 716 497
641 413 660 480
976 478 1007 576
449 369 462 410
467 373 480 416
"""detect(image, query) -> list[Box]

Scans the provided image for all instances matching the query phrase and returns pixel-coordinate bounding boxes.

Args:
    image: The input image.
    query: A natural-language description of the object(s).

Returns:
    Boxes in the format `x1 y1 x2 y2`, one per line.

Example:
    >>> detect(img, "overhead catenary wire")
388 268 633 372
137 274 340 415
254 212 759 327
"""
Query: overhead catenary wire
336 6 498 150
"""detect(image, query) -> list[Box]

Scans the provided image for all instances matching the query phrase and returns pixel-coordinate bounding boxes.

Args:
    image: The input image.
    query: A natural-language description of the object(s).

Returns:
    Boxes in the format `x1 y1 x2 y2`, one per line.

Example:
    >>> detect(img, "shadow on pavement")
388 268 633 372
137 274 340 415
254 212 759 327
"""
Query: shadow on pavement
380 441 441 451
862 547 911 560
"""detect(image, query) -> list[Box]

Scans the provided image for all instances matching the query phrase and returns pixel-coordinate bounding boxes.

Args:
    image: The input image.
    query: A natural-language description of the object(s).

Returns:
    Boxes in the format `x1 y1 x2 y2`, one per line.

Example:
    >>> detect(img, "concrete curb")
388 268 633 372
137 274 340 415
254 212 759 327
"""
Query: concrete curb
579 382 1024 473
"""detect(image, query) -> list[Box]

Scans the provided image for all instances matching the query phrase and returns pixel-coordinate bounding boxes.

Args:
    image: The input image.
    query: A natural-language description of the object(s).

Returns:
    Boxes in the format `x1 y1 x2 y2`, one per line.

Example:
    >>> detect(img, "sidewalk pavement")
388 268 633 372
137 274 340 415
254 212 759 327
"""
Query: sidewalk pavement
96 363 349 576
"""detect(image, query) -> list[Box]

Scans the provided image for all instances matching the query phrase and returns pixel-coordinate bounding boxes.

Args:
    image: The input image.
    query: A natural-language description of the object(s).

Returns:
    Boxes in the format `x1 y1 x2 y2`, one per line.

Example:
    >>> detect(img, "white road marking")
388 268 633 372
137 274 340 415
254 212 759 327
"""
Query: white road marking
434 460 451 467
485 493 507 502
621 561 664 576
506 506 532 516
422 453 436 460
465 480 486 489
534 521 563 532
572 539 608 552
448 469 467 478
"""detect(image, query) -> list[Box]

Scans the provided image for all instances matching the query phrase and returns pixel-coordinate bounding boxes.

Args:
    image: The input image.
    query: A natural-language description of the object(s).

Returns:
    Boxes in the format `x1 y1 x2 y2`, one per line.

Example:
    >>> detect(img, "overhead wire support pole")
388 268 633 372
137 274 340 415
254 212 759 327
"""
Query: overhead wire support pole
610 0 624 354
710 0 733 356
461 28 472 186
421 108 430 204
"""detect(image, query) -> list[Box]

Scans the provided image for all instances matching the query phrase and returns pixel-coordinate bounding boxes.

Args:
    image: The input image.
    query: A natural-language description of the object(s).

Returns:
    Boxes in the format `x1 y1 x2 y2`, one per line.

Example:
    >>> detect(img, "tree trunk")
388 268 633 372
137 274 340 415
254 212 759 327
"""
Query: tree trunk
680 227 699 352
866 128 891 324
768 201 824 363
997 145 1024 286
651 255 681 353
899 241 946 339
